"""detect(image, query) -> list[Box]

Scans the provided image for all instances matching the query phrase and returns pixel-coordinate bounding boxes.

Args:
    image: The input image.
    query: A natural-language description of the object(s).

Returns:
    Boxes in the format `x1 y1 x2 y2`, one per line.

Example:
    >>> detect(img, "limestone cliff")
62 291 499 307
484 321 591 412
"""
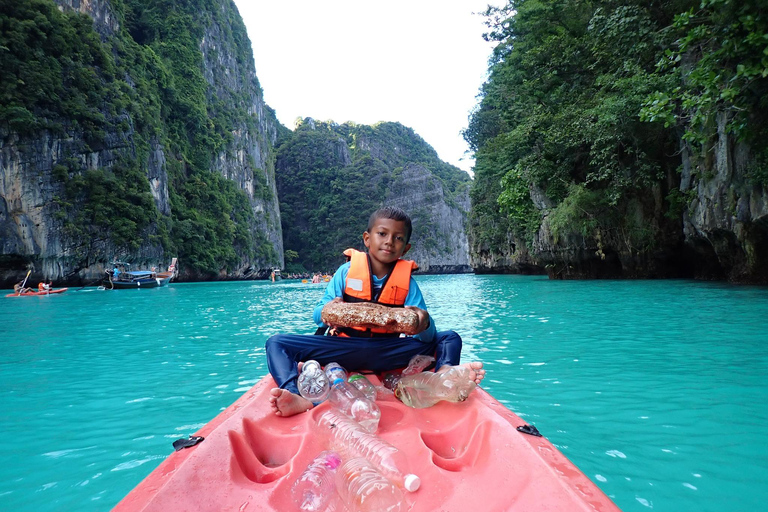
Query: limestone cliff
469 116 768 283
275 119 471 274
0 0 283 286
681 114 768 283
385 163 471 273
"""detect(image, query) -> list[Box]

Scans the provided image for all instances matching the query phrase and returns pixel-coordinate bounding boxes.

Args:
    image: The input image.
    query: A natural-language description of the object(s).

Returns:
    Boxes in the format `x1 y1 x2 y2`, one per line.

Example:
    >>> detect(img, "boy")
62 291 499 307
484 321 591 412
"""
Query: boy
266 206 484 417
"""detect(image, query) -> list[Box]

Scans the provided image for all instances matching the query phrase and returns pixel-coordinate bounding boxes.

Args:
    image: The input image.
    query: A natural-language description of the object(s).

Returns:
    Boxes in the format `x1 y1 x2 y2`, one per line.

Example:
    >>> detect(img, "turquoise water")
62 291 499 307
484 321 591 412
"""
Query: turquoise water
1 275 767 511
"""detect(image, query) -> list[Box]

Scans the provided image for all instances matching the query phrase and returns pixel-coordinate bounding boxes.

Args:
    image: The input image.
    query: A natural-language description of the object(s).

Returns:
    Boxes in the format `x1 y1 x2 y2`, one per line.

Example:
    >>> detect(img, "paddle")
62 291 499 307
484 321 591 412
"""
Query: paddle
18 269 31 295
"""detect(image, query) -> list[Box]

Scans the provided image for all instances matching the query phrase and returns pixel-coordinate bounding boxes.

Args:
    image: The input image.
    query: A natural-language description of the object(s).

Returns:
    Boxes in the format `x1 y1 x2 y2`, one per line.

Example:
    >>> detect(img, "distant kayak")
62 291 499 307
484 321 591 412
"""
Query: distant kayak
114 374 621 512
5 287 68 298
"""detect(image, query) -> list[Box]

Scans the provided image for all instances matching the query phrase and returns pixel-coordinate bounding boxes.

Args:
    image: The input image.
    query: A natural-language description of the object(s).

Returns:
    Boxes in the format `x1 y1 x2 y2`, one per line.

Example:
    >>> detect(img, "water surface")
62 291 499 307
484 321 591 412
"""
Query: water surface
1 275 767 511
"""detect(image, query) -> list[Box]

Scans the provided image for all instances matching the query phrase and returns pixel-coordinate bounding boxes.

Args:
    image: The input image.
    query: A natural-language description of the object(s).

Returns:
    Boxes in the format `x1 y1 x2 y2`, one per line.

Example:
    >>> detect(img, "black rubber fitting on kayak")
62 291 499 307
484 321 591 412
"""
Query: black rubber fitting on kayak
517 424 542 437
172 435 205 451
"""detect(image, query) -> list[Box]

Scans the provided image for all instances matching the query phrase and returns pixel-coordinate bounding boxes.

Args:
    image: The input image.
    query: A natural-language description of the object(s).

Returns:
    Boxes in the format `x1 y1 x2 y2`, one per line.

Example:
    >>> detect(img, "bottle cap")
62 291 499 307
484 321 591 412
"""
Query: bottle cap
348 374 364 382
332 378 344 386
404 474 421 492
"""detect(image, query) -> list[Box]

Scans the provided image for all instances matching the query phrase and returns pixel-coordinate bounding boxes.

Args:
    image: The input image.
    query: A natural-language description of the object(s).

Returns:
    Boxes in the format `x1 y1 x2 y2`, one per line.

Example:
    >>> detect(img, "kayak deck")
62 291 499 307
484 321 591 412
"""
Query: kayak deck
114 375 621 511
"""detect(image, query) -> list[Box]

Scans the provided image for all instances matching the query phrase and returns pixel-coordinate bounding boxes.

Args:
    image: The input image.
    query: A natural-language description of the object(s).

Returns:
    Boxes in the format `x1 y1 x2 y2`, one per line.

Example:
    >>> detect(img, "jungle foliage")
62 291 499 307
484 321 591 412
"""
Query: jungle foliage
466 0 768 255
276 119 470 273
0 0 278 274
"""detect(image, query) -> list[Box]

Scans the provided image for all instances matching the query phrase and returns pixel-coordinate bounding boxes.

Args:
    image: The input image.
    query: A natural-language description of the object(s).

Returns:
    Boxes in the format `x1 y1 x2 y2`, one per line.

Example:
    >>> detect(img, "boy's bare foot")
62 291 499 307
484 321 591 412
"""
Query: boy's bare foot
438 361 485 385
462 361 485 385
269 388 313 417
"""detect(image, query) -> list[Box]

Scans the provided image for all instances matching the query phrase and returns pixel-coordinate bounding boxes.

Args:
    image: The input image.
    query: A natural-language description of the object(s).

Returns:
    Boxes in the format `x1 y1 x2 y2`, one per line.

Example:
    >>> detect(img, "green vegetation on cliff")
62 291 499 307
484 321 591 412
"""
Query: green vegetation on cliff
0 0 280 275
466 0 767 265
276 119 470 273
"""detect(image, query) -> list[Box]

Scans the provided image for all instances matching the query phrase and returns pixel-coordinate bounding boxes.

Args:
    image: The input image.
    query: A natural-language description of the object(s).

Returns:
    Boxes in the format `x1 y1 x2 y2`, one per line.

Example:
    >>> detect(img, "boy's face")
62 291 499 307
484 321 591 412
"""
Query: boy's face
363 217 411 266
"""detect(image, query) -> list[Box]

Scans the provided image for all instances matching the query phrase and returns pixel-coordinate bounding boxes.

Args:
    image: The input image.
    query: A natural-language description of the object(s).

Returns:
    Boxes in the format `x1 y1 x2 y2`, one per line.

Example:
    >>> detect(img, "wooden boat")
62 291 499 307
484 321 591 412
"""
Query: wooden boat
5 287 68 297
104 259 177 290
113 374 621 512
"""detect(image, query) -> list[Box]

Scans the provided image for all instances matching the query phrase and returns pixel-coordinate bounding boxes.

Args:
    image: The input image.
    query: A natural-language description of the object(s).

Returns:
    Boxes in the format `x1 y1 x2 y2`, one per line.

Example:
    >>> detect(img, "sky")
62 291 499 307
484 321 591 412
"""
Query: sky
232 0 500 175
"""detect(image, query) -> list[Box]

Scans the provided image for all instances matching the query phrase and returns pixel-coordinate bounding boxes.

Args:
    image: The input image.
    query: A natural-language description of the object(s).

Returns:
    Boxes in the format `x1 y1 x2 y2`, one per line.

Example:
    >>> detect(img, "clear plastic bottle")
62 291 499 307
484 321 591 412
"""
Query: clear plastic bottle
348 373 377 401
336 457 403 512
324 361 348 383
394 366 476 409
317 409 421 492
328 376 381 433
291 450 342 511
382 354 435 390
298 360 331 403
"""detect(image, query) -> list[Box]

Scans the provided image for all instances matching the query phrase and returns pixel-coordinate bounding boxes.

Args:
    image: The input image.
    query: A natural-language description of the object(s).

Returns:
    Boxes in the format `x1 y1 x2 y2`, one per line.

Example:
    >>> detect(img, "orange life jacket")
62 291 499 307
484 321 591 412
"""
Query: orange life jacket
335 248 418 337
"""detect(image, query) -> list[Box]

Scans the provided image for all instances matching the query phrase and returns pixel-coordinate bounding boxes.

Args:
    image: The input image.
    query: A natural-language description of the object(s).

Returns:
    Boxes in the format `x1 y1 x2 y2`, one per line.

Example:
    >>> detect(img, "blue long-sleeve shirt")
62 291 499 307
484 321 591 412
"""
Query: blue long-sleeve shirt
313 261 437 344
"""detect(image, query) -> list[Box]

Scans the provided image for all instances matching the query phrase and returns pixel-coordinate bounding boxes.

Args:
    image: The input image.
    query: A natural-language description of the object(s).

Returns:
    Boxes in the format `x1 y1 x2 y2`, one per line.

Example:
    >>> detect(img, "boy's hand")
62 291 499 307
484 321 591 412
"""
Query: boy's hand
322 298 344 328
405 306 430 334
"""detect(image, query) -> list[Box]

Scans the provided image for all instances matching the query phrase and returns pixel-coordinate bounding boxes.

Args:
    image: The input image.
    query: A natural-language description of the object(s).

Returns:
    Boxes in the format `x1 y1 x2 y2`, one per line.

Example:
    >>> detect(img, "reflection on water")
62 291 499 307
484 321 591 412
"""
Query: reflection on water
1 275 767 511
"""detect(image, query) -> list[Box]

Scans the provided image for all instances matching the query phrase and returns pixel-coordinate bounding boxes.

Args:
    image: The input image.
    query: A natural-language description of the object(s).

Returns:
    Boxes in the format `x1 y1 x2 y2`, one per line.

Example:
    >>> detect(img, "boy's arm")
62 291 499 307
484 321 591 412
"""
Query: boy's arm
313 263 349 326
404 277 437 344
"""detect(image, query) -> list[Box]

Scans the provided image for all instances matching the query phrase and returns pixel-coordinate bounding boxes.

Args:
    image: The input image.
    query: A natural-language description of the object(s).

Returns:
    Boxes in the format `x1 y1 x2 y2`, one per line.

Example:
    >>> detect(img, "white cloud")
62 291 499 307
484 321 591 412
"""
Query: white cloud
232 0 499 174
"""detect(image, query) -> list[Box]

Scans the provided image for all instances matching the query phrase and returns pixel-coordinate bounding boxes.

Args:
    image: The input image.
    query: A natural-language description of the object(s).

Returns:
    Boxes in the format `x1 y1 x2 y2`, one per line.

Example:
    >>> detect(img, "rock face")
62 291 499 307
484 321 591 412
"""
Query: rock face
198 6 283 275
386 163 471 273
275 120 471 274
469 113 768 283
0 0 283 286
681 114 768 283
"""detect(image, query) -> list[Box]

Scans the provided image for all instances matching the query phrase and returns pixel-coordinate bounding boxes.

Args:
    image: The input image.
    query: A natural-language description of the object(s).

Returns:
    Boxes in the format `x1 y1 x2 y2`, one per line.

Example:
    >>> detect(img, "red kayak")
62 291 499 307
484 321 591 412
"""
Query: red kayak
5 287 68 297
114 374 621 512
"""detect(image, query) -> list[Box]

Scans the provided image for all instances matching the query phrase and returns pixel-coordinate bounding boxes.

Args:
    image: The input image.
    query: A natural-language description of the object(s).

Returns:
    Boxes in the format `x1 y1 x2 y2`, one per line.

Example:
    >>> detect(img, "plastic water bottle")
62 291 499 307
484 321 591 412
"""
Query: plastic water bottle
348 373 377 401
382 354 435 390
324 361 348 383
328 376 381 433
291 450 342 511
394 366 476 409
298 360 331 402
316 409 421 492
336 457 403 512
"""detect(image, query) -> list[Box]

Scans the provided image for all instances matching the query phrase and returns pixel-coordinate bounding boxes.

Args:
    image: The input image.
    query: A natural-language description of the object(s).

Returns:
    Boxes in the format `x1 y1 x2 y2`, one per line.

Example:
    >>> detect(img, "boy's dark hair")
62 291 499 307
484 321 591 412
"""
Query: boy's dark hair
367 206 412 243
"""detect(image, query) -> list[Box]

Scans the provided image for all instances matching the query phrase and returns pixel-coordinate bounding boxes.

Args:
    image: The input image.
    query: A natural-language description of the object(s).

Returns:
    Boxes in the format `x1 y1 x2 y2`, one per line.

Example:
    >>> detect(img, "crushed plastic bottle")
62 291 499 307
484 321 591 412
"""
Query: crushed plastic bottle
336 457 403 512
291 450 342 511
382 354 435 390
328 375 381 433
348 373 377 401
394 365 476 409
297 360 331 403
317 409 421 492
403 354 436 375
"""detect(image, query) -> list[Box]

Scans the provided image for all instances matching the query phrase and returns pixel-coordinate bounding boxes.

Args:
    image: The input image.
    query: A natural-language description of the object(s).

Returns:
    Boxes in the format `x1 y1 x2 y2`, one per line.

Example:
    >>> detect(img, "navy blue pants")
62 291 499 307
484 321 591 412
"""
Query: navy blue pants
265 331 462 395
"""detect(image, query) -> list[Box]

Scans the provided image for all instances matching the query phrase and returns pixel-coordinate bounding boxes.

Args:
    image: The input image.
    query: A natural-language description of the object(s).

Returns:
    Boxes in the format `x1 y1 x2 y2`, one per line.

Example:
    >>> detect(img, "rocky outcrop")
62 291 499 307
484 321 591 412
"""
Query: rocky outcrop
0 121 166 284
199 8 283 274
55 0 120 37
275 120 472 273
0 0 284 287
681 113 768 283
469 111 768 283
386 163 471 273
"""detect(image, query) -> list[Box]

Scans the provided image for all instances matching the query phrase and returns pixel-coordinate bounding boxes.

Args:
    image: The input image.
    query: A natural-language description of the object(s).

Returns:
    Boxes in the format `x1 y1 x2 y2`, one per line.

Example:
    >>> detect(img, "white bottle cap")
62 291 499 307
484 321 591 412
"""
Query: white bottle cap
404 474 421 492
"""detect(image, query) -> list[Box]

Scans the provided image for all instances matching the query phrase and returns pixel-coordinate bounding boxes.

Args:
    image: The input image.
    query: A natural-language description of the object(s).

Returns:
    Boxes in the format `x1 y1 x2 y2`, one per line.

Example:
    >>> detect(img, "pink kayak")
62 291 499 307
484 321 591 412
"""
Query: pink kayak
113 374 621 511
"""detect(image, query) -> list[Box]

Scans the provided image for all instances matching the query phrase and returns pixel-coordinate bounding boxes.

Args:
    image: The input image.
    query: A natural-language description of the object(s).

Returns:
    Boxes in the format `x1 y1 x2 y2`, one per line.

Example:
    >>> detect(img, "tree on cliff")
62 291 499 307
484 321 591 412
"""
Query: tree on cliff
465 0 767 279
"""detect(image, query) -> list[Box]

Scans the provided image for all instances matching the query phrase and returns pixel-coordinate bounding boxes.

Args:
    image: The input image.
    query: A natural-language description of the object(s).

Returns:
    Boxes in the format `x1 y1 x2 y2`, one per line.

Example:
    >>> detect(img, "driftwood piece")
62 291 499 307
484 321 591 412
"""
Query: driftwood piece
321 301 420 335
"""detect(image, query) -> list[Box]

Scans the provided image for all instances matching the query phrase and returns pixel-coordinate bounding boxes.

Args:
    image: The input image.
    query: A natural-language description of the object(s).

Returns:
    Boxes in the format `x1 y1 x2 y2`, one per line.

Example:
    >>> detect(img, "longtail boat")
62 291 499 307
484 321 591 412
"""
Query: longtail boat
104 258 177 290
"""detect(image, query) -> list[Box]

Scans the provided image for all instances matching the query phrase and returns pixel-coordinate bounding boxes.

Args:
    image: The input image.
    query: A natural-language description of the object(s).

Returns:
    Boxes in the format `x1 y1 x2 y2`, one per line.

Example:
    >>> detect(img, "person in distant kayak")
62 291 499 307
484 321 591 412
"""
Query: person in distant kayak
14 281 32 294
265 206 485 417
38 281 51 292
